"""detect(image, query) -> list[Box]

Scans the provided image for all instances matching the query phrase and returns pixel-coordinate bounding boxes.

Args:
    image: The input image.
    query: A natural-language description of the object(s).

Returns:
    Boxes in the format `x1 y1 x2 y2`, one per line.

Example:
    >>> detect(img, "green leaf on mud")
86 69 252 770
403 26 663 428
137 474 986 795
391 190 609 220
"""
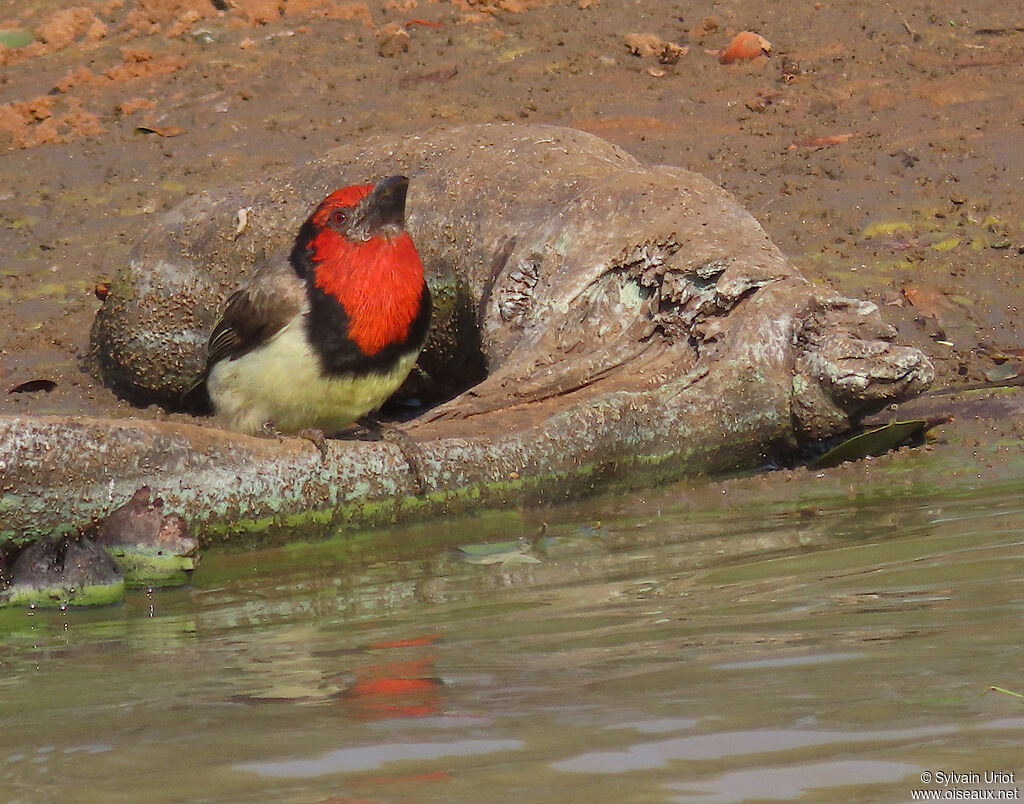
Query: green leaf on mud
986 685 1024 700
457 540 541 565
862 220 913 238
923 685 1024 706
0 29 34 49
9 215 39 230
985 362 1020 383
930 236 962 252
812 419 931 469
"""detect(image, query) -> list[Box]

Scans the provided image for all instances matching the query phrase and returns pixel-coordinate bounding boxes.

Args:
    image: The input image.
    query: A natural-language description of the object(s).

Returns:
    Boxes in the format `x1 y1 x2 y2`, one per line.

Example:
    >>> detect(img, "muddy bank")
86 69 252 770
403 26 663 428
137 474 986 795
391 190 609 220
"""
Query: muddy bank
1 1 1022 543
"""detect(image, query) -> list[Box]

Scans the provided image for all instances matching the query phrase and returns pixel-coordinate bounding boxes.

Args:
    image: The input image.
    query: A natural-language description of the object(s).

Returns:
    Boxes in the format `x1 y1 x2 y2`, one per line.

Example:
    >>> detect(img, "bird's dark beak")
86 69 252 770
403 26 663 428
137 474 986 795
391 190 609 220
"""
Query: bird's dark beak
358 175 409 234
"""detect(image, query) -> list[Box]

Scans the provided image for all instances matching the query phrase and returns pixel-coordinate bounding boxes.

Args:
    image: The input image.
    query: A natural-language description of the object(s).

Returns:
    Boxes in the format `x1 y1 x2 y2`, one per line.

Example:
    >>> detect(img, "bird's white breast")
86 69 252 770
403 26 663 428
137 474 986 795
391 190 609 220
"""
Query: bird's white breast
206 316 418 435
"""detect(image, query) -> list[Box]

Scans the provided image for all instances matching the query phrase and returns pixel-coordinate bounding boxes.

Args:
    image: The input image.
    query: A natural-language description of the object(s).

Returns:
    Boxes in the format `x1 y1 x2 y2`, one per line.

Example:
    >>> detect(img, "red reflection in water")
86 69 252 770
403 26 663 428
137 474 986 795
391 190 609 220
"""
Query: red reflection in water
340 637 445 721
369 633 442 649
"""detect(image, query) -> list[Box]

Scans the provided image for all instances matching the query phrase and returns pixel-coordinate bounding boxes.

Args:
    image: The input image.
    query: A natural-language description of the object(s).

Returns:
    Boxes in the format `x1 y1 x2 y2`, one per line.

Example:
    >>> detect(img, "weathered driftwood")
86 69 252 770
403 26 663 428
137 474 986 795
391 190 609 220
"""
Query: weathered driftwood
0 124 932 545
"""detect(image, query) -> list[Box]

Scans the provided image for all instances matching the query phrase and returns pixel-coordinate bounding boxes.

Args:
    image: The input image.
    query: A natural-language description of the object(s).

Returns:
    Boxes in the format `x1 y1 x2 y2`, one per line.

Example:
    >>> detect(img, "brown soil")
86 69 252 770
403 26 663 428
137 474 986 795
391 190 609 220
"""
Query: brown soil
2 0 1023 428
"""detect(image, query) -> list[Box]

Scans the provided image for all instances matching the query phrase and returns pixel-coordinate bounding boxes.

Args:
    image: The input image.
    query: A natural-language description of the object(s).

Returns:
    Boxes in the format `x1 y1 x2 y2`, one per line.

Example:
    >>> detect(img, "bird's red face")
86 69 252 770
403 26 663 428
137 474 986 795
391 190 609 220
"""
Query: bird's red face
309 183 374 231
303 178 426 357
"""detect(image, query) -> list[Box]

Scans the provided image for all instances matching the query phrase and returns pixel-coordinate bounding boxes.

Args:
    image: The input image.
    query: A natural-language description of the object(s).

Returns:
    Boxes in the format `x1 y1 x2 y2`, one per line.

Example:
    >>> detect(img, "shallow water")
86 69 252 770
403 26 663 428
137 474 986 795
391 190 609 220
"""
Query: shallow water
3 468 1024 803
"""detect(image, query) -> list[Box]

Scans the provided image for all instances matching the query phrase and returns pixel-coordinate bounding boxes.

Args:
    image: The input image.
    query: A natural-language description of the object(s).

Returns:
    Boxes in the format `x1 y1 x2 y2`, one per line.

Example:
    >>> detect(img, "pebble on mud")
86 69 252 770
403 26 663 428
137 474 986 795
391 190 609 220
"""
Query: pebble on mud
624 33 688 64
377 22 410 57
779 54 801 83
744 87 782 111
718 31 771 64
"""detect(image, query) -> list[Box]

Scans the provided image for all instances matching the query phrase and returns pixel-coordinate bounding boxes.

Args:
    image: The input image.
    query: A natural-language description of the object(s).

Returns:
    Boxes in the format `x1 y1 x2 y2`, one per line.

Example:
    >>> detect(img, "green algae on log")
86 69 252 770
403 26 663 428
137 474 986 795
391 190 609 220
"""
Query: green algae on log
2 124 932 544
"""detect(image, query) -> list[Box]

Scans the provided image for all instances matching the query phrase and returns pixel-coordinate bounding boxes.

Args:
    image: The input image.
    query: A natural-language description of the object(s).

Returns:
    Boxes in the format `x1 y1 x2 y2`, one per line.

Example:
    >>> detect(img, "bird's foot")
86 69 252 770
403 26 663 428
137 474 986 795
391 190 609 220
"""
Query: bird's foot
297 427 330 461
357 416 427 494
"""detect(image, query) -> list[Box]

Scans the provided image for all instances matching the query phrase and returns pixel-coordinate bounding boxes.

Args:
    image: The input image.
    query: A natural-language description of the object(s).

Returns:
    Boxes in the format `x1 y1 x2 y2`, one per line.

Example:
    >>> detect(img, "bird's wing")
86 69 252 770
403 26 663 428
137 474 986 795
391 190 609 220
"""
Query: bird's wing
206 261 307 367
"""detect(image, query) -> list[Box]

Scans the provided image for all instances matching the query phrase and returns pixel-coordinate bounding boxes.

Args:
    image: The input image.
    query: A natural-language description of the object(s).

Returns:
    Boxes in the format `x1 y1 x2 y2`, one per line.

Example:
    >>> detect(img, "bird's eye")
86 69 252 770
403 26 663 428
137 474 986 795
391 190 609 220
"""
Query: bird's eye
328 208 349 227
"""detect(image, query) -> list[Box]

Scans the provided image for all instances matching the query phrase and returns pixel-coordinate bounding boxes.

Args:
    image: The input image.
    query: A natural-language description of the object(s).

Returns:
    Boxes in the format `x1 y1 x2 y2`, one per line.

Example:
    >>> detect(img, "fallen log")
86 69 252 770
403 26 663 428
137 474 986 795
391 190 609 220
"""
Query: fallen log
0 124 932 544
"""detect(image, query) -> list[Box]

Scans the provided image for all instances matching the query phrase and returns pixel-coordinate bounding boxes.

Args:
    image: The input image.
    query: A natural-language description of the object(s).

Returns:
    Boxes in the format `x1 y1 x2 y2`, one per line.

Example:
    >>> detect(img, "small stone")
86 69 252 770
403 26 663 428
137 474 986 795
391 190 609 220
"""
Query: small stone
377 22 409 58
624 33 688 64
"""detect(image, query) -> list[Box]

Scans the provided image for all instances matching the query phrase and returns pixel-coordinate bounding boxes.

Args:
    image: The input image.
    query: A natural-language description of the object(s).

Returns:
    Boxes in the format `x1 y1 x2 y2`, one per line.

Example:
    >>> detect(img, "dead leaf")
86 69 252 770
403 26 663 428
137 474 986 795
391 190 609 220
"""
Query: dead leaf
985 362 1021 383
900 283 963 319
788 132 857 149
134 124 186 137
9 379 57 394
812 419 934 468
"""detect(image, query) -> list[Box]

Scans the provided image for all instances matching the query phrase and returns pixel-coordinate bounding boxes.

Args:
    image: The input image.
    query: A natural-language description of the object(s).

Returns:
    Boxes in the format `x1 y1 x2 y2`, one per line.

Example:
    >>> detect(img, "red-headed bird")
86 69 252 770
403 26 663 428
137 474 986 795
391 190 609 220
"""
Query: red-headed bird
194 175 431 436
